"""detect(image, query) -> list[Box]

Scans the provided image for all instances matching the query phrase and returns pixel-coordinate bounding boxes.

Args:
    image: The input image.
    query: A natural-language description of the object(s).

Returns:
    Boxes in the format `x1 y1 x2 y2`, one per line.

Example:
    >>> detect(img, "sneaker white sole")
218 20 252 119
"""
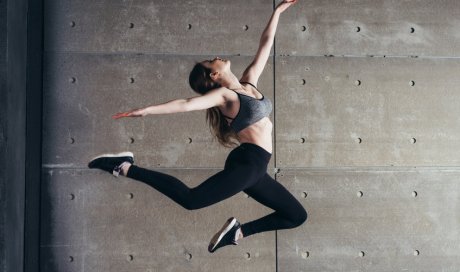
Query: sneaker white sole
209 217 236 252
90 151 134 162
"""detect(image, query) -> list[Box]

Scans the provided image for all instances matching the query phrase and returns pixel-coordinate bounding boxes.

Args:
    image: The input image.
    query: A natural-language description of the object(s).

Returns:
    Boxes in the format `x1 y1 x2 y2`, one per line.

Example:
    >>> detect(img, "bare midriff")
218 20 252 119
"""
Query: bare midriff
235 117 273 154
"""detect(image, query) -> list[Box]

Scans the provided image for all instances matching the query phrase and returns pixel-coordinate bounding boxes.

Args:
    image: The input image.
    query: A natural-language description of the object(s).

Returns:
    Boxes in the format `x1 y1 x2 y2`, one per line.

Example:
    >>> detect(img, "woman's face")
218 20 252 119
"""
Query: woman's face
201 57 231 74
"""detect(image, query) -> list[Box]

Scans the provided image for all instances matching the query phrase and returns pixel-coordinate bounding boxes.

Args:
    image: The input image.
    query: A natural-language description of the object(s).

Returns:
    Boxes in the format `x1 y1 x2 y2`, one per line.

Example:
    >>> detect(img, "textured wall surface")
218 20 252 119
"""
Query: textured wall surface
42 0 460 271
0 0 7 270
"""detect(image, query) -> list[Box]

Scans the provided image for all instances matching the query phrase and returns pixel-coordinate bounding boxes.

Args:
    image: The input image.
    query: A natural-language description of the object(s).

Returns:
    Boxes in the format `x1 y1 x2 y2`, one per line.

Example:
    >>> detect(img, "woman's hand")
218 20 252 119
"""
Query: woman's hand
112 108 146 119
275 0 297 13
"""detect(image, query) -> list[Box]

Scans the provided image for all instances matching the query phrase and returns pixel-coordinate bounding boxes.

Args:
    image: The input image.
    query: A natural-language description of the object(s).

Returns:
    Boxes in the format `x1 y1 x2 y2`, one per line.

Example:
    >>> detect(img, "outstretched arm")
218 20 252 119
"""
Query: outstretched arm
240 0 297 86
112 87 227 119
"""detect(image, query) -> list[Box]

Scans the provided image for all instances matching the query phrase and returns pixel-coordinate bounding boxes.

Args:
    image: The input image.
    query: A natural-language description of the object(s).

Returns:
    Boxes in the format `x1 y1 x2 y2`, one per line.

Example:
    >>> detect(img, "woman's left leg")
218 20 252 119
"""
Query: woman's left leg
240 173 308 238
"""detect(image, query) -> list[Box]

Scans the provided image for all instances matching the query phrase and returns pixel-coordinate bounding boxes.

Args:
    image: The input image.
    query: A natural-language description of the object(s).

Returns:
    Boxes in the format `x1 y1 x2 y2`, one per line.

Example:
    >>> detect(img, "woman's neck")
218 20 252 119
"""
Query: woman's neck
219 72 242 90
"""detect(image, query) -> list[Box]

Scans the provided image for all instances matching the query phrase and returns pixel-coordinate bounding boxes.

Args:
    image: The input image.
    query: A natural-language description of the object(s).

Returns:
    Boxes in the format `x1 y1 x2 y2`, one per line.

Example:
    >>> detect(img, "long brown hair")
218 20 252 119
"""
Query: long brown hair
188 62 239 148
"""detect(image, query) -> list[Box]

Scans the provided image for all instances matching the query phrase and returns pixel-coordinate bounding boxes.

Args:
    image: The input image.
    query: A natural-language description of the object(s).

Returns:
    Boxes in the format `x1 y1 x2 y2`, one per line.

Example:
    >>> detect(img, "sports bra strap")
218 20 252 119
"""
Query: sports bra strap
240 81 259 90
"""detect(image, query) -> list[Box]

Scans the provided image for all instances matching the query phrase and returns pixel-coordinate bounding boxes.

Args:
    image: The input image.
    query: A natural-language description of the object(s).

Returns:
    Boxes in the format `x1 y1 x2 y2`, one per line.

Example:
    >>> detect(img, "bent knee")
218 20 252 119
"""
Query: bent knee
291 207 308 227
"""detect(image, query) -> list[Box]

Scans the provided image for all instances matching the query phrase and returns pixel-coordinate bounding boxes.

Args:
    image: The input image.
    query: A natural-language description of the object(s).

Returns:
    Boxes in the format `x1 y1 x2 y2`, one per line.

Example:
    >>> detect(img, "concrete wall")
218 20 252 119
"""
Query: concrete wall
41 0 460 271
0 0 6 270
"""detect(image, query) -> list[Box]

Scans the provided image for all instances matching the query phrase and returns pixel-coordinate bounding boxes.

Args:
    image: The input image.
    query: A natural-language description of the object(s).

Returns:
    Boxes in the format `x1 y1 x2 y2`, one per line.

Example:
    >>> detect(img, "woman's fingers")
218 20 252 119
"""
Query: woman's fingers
276 0 297 12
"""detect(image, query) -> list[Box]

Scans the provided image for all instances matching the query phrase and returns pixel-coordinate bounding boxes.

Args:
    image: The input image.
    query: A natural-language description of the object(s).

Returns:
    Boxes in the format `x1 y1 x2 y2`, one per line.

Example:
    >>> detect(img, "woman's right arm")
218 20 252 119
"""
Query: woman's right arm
112 87 227 119
240 0 297 85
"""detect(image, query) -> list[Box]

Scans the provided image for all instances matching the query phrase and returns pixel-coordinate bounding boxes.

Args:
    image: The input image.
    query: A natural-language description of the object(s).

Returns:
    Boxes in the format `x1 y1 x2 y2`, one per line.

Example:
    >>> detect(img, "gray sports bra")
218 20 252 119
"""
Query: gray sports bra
220 81 273 133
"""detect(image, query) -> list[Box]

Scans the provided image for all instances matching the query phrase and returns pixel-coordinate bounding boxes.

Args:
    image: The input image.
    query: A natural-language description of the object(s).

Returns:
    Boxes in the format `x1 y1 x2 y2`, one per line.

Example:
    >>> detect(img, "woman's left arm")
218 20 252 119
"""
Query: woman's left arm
240 0 297 85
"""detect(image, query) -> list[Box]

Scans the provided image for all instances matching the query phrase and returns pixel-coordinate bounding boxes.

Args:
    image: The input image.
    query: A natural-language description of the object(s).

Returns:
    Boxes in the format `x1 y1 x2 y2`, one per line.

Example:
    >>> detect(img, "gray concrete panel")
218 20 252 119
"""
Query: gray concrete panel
44 0 273 55
277 168 460 272
0 0 6 269
276 0 460 56
41 168 276 272
42 54 274 169
275 56 460 167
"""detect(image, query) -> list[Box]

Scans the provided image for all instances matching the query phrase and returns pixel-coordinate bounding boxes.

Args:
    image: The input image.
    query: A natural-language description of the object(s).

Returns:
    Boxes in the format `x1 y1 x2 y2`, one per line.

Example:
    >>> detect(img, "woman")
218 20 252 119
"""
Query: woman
88 0 306 253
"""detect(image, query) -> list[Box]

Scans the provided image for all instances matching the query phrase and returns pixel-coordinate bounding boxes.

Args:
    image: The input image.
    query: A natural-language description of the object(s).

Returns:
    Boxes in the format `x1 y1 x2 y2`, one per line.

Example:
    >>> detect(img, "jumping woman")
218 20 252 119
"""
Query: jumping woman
88 0 307 253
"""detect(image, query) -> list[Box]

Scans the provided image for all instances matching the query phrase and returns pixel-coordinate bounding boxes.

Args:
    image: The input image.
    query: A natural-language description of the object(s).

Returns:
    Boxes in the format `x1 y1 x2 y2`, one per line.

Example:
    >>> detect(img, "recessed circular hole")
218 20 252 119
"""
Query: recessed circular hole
129 137 135 144
69 193 75 200
301 251 310 258
357 191 363 197
244 25 249 31
126 193 134 199
188 137 192 144
355 80 361 86
70 21 76 27
69 137 75 144
412 191 418 197
187 24 192 29
302 192 308 198
301 25 307 31
359 251 365 257
186 253 192 260
129 77 135 84
69 77 76 83
245 252 251 259
409 80 415 86
305 67 310 71
300 137 306 143
69 256 74 262
410 27 415 33
411 138 416 144
356 26 361 32
127 254 134 261
357 137 362 144
129 22 134 28
301 79 306 85
414 250 420 256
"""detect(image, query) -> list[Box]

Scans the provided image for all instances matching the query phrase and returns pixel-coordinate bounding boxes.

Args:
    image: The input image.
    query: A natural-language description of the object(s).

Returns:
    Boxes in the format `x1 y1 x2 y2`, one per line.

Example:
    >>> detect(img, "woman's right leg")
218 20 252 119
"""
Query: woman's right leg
240 173 308 238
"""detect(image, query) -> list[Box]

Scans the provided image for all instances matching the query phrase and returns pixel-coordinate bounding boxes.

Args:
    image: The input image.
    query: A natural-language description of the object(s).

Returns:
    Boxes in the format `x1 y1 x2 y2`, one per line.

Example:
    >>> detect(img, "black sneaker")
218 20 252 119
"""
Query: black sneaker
88 151 134 177
208 217 241 253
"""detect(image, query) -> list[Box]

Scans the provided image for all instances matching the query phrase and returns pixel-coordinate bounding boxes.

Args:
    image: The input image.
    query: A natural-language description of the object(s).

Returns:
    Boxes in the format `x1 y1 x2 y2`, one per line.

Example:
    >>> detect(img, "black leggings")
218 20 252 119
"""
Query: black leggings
126 142 308 238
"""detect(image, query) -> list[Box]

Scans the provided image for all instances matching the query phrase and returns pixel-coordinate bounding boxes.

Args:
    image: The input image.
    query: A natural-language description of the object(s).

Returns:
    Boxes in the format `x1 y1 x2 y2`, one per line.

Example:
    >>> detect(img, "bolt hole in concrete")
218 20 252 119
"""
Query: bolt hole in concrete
244 25 249 31
129 137 135 144
357 191 363 197
410 27 415 33
411 138 416 144
300 137 306 143
70 21 76 27
69 193 75 200
187 24 192 29
245 252 251 260
412 191 418 197
414 250 420 256
186 253 192 260
409 80 415 86
301 25 307 31
126 193 134 199
127 254 134 261
301 251 310 259
68 256 74 262
69 77 76 83
356 137 362 144
129 22 134 28
301 79 306 85
358 251 365 257
188 137 192 143
354 79 361 86
302 192 308 198
129 77 135 83
356 26 361 32
69 137 75 144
